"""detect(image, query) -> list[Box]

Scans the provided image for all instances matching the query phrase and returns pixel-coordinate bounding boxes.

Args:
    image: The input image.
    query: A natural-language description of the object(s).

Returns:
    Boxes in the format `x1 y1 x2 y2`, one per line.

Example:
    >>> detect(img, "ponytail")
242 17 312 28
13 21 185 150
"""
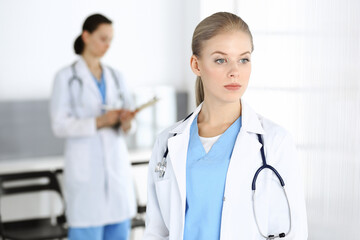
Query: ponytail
74 35 84 55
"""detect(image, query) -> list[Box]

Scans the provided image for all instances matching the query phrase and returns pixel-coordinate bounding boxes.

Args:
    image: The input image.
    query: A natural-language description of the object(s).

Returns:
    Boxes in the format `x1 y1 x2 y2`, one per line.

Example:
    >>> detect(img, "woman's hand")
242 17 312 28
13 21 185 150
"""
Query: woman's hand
96 110 121 129
119 109 137 133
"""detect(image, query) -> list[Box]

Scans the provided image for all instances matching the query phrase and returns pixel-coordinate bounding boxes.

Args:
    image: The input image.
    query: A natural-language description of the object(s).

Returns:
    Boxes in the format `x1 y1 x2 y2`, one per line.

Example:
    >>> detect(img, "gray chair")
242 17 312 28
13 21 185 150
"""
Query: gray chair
0 170 67 240
130 161 147 230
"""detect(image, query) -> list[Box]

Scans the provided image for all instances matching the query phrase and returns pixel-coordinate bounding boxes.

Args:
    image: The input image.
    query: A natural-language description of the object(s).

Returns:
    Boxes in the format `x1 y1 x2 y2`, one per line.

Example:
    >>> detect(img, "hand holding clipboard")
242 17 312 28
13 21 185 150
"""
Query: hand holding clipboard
99 96 159 132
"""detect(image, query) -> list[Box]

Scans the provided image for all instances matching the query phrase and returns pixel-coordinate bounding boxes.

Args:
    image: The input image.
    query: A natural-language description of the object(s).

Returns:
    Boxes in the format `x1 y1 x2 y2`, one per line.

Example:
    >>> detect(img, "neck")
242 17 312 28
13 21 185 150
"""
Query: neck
81 51 101 71
198 99 241 126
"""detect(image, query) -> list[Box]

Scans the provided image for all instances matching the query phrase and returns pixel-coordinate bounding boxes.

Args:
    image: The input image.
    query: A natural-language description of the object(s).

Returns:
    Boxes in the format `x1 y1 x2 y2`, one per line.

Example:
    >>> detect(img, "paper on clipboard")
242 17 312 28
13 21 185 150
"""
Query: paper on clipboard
101 96 159 112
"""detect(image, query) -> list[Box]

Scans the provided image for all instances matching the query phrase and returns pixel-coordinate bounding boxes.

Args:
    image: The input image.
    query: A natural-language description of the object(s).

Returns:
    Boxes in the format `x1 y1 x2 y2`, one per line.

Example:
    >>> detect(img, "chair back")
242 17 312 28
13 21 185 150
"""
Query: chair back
0 170 66 225
0 171 63 196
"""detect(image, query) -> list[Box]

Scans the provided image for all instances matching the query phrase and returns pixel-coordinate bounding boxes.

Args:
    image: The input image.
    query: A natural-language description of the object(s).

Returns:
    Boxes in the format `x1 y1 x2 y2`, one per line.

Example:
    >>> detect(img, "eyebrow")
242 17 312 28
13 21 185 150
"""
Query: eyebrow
211 50 251 56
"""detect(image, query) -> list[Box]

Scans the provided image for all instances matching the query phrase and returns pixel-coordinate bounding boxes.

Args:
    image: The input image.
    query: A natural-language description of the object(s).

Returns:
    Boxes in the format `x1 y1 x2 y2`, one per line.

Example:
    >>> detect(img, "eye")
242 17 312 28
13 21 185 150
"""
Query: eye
240 58 250 64
215 58 227 64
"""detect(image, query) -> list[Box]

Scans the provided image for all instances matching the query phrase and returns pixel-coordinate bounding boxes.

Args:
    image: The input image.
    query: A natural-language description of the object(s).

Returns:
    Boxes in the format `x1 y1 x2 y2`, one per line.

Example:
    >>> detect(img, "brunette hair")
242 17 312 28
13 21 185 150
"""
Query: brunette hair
74 13 112 55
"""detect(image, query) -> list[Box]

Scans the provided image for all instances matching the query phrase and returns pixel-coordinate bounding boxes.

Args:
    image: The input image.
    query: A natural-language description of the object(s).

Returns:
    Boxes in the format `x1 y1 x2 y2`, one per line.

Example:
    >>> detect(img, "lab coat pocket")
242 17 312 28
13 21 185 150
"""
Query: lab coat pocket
65 140 93 183
155 178 172 228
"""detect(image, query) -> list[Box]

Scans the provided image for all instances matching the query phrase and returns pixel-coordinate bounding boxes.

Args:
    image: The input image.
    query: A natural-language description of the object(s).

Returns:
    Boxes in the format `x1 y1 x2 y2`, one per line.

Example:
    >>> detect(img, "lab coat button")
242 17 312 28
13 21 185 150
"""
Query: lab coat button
223 196 226 201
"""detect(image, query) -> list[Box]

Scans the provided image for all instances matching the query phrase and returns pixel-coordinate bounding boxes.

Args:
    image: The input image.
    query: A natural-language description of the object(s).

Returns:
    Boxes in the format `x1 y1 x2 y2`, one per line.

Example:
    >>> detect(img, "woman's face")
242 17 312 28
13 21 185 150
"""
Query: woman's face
191 30 252 104
83 23 113 57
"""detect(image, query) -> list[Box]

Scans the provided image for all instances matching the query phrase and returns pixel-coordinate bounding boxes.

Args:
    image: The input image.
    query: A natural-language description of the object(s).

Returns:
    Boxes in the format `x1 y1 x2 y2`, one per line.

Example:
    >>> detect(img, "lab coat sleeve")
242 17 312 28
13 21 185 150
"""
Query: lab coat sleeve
276 133 308 240
50 71 97 138
114 71 137 136
143 137 169 240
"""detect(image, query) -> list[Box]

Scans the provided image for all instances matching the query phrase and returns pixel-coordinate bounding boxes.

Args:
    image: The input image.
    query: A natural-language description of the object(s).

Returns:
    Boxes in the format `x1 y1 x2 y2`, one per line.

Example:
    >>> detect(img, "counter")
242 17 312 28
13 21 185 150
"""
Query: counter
0 148 152 174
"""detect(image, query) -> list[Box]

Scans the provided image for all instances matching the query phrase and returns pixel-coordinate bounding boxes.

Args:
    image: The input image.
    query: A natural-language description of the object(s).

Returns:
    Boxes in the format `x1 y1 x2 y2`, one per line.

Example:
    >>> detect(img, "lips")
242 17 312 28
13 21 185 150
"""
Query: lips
224 83 241 91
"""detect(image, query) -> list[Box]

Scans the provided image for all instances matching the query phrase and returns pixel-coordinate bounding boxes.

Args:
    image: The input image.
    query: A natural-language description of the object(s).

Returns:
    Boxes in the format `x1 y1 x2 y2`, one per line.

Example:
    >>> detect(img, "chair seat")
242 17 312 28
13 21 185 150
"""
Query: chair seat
2 218 67 240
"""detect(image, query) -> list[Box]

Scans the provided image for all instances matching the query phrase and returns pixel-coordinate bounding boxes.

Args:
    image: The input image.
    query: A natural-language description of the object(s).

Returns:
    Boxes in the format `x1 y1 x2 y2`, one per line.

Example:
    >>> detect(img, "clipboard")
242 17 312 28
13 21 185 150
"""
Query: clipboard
134 96 159 112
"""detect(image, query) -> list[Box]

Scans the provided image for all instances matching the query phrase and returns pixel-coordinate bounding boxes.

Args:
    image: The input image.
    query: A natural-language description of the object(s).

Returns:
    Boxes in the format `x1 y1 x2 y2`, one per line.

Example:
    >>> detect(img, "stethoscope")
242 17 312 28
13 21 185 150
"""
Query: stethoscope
68 61 124 117
155 113 292 239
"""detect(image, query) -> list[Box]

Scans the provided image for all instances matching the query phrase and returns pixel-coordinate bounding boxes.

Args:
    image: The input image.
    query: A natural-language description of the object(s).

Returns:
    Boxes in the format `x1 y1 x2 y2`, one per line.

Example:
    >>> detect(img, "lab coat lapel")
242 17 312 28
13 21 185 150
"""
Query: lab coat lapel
227 100 264 191
167 104 202 212
228 100 265 186
167 131 189 215
103 66 116 105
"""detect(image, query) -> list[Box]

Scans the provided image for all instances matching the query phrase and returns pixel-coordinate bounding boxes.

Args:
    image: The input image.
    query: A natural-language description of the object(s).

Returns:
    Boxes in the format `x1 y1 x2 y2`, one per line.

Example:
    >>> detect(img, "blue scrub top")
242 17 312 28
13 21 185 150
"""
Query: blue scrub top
184 115 242 240
92 72 106 104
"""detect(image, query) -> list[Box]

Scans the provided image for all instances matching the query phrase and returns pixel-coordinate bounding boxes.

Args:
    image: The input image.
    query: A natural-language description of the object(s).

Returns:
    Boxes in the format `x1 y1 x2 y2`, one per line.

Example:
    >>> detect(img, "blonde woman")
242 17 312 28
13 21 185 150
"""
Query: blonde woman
143 12 308 240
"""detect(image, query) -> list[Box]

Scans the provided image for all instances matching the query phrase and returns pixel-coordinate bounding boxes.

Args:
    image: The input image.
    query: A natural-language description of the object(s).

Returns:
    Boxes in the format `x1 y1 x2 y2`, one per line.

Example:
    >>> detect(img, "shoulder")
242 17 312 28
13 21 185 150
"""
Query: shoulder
53 64 74 84
104 65 127 86
56 64 72 76
257 114 295 153
105 65 122 78
154 120 184 146
148 120 184 169
259 114 290 139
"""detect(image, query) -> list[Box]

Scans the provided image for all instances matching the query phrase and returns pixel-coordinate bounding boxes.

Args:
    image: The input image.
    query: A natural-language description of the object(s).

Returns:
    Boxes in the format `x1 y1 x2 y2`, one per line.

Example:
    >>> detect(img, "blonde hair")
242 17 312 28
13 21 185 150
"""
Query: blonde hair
192 12 254 106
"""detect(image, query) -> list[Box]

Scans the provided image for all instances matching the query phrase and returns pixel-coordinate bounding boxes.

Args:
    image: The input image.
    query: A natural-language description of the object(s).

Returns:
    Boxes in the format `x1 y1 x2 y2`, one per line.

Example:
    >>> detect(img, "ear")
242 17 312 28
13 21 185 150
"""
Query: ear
82 31 90 44
190 55 201 76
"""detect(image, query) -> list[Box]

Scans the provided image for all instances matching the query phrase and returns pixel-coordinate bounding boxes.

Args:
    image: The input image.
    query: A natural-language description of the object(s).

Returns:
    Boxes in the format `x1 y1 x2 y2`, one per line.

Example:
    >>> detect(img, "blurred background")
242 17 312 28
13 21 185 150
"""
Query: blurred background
0 0 359 239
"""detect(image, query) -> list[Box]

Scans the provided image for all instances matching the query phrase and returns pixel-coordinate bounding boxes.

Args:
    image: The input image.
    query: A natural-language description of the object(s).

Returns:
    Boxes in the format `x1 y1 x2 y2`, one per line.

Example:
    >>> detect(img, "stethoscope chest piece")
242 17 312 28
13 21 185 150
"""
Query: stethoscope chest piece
155 157 167 178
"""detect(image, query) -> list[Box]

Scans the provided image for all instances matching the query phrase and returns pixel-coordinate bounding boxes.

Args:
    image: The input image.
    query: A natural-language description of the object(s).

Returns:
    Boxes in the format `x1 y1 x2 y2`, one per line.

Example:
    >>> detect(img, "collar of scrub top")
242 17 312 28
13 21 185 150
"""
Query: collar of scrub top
162 100 265 181
158 99 265 179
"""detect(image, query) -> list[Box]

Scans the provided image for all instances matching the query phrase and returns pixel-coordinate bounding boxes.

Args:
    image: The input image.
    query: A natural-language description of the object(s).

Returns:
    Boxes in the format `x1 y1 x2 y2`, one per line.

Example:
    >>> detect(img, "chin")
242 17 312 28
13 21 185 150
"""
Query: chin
95 51 107 58
226 93 243 102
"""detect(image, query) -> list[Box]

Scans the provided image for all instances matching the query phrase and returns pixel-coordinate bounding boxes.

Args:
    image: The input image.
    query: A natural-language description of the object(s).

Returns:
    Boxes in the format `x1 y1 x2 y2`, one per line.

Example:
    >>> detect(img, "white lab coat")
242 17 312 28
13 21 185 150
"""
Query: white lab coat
143 100 308 240
50 57 136 227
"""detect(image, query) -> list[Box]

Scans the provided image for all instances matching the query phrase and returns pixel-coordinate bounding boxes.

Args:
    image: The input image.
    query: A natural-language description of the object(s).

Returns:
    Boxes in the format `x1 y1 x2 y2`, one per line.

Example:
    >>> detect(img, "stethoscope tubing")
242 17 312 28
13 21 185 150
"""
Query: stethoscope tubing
68 61 123 117
68 62 83 118
251 134 292 238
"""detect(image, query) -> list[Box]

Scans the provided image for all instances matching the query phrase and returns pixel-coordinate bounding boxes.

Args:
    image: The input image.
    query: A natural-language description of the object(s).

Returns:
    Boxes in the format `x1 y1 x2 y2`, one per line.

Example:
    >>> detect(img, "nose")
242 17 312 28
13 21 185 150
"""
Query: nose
227 62 240 79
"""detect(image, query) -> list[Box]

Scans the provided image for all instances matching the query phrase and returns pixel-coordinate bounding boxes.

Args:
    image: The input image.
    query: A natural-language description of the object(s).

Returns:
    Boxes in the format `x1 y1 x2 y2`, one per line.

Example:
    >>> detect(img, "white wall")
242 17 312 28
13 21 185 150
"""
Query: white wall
0 0 192 101
234 0 360 239
199 0 360 239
